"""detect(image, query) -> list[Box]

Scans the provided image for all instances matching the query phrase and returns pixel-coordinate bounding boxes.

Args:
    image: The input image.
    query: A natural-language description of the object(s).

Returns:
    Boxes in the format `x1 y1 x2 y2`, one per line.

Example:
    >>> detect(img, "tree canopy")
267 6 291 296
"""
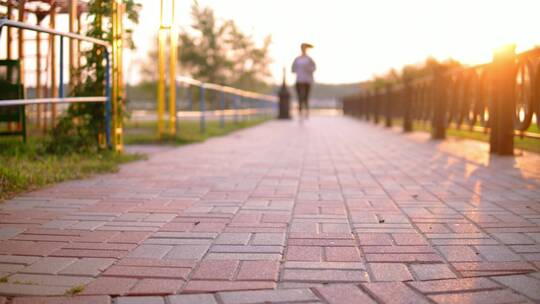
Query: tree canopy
178 2 272 92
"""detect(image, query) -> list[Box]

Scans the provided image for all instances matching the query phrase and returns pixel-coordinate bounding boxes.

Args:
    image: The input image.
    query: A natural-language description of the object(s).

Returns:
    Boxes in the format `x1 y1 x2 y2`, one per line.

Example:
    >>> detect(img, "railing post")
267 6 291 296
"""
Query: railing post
365 92 371 121
199 85 205 134
384 84 393 127
187 85 192 110
105 50 112 148
490 45 516 155
220 90 225 128
432 66 447 139
374 88 380 124
403 81 413 132
234 95 239 123
59 36 64 98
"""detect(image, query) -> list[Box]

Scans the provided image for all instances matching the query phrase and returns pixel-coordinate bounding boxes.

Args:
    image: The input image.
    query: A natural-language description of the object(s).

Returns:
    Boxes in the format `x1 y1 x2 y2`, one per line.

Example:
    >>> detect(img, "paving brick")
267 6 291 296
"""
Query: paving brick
108 232 151 244
236 260 279 281
369 263 413 281
428 289 529 304
0 255 39 265
491 274 540 300
183 280 276 293
7 273 93 287
204 253 282 260
451 261 536 277
62 242 136 251
0 227 25 240
210 245 283 254
0 283 67 296
325 247 361 262
284 261 365 270
192 260 239 280
315 284 376 304
282 269 369 282
362 282 431 304
214 233 251 245
102 265 190 279
410 264 457 280
286 246 322 261
287 238 355 246
11 295 111 304
58 258 116 276
115 258 197 268
167 294 218 304
128 278 183 295
392 233 428 245
81 277 138 296
251 233 286 246
474 245 521 262
408 277 501 293
164 245 209 259
218 288 319 304
436 246 482 262
492 233 535 245
365 253 442 262
127 245 172 259
116 297 164 304
21 257 77 274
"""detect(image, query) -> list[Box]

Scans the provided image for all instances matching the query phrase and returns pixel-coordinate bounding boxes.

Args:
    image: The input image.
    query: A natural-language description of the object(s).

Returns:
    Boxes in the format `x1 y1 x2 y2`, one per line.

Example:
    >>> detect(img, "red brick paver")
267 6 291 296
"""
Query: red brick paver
2 116 540 303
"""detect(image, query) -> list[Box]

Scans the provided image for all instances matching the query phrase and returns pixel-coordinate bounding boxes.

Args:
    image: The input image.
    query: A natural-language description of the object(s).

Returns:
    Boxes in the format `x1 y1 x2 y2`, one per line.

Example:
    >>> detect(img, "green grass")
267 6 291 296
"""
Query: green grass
1 117 269 201
124 117 271 145
387 119 540 154
0 138 144 201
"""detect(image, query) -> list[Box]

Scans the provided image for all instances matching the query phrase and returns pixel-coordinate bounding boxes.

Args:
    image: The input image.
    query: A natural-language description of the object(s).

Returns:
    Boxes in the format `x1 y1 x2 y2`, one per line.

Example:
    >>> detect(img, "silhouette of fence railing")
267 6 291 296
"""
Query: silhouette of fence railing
174 76 277 134
342 46 540 155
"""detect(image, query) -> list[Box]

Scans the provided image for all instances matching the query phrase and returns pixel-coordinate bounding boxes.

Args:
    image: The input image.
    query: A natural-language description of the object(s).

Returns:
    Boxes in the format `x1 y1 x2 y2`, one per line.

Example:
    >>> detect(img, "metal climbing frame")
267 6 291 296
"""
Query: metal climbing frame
0 15 124 150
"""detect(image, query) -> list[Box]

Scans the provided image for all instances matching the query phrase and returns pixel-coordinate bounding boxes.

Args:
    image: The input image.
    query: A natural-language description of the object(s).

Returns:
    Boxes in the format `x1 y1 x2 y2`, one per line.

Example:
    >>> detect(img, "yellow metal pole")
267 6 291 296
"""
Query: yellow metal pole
17 0 26 132
7 0 12 60
157 0 166 138
36 19 42 129
112 0 124 152
69 0 78 89
50 4 57 127
168 0 177 135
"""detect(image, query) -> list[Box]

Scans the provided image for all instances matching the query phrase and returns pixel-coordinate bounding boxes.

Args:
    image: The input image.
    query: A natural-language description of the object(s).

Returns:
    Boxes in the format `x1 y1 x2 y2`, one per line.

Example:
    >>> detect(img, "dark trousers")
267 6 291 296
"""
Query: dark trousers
295 83 311 114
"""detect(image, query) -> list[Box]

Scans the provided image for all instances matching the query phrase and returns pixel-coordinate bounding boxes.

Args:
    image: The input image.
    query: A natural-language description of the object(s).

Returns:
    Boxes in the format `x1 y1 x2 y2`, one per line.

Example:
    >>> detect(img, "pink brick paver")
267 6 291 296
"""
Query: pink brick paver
1 116 540 303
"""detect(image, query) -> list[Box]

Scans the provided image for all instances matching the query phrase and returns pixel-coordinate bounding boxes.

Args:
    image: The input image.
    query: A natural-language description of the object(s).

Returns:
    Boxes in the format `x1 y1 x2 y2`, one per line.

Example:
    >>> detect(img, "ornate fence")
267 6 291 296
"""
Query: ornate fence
342 46 540 155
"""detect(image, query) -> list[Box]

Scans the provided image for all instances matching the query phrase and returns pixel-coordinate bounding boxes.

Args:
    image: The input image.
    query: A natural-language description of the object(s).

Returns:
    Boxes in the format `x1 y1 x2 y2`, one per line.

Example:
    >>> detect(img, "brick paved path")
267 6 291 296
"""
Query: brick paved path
1 116 540 304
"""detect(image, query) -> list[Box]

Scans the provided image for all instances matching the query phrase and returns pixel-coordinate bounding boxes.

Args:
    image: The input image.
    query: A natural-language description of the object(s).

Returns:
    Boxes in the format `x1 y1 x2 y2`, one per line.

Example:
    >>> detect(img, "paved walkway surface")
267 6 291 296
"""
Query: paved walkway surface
1 116 540 304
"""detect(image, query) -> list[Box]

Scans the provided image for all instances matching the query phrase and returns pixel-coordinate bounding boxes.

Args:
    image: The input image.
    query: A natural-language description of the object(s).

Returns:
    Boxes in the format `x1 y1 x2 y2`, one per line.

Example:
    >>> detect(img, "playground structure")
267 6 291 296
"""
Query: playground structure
0 0 277 151
0 0 125 151
343 45 540 155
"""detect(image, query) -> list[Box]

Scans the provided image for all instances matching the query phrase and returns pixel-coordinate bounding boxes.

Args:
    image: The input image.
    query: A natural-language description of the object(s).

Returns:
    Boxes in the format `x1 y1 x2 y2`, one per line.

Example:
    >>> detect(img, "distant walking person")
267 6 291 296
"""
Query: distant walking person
292 43 316 119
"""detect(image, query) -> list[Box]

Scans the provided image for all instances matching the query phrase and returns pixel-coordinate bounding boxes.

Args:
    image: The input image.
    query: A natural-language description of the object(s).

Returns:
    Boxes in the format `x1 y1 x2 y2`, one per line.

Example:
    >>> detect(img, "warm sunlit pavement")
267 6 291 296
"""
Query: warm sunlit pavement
1 116 540 303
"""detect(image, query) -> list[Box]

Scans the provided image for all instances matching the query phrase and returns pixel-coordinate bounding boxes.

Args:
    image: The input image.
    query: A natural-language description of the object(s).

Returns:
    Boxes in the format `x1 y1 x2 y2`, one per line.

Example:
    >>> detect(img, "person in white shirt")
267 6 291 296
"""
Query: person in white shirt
292 43 316 119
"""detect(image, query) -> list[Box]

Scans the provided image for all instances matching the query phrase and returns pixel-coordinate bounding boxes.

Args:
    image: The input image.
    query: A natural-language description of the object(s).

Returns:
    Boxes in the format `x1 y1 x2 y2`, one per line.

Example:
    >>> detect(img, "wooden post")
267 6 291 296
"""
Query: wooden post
373 88 380 124
490 45 516 155
384 84 393 127
431 66 447 139
403 81 413 132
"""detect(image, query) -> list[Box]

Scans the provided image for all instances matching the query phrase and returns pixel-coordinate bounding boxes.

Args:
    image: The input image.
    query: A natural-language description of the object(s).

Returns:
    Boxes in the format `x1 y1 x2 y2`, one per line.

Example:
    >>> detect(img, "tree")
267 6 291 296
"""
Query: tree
367 57 463 90
178 2 272 92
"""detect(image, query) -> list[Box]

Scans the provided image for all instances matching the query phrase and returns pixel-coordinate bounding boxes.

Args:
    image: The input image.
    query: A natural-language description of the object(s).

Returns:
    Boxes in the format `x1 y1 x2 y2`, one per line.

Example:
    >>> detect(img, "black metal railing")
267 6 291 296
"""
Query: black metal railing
342 46 540 155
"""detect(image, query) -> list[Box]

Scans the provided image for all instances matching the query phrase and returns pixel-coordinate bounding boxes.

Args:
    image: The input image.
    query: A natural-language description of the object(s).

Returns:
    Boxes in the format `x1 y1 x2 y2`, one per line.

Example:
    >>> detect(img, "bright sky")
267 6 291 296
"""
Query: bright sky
127 0 540 85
